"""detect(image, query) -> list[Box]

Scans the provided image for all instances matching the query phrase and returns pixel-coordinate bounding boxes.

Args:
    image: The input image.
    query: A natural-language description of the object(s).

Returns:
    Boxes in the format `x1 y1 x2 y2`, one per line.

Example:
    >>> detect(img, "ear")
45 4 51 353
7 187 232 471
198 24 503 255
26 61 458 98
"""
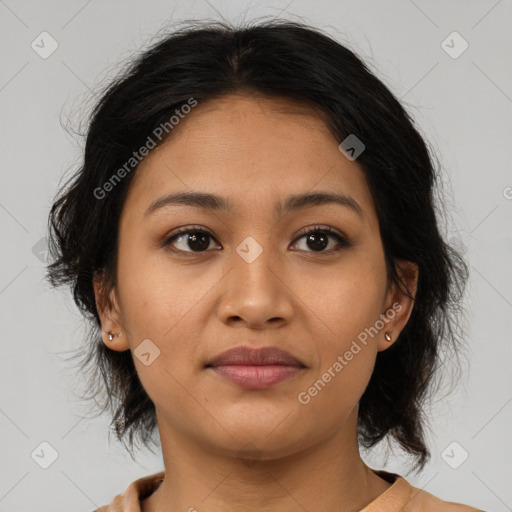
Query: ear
93 271 130 351
377 260 419 352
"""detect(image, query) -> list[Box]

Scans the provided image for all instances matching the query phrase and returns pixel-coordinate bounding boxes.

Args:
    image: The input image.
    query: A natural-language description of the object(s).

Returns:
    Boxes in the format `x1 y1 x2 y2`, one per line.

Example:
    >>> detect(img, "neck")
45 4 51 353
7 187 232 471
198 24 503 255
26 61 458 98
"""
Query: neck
142 408 392 512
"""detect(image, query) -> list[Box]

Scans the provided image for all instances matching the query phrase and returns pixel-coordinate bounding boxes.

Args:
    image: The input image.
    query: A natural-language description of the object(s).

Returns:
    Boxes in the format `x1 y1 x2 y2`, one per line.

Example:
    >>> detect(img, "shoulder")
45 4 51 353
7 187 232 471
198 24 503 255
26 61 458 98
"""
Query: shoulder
90 470 165 511
90 493 124 511
91 493 125 511
404 481 485 511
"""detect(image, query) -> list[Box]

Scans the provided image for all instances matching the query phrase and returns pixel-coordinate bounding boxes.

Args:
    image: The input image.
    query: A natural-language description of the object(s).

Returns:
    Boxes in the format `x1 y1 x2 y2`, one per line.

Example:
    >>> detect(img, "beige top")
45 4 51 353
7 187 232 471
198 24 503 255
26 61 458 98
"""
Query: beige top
93 469 485 511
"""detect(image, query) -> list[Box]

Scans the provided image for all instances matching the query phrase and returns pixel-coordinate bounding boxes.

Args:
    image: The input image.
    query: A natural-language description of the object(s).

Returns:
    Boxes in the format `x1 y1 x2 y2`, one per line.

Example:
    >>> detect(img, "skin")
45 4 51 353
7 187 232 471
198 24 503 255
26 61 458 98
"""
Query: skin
94 92 418 512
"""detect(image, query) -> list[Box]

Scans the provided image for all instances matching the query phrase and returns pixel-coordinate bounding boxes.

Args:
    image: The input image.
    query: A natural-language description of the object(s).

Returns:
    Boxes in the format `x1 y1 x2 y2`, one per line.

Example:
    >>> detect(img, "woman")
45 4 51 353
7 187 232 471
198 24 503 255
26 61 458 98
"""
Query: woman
46 19 483 511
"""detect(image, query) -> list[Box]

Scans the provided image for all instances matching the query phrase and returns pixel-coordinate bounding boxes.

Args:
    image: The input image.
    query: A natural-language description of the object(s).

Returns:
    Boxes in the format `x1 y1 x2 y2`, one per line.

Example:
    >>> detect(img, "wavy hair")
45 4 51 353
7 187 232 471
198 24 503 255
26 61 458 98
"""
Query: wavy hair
46 18 469 471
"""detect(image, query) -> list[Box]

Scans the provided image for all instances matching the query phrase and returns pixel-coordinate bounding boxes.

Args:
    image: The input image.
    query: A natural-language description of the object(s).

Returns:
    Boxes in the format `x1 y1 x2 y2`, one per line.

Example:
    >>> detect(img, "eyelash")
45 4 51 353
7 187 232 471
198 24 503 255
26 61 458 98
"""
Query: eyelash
162 224 351 255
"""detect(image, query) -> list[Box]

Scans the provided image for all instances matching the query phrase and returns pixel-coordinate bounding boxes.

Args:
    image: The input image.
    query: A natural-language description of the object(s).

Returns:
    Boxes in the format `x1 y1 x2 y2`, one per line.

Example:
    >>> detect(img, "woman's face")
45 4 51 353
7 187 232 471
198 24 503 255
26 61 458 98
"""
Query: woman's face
96 92 417 460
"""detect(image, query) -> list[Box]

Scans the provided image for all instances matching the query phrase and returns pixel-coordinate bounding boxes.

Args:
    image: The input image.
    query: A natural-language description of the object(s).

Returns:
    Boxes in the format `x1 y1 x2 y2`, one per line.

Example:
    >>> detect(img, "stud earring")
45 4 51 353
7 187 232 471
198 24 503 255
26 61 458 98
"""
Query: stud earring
107 330 119 341
384 332 392 342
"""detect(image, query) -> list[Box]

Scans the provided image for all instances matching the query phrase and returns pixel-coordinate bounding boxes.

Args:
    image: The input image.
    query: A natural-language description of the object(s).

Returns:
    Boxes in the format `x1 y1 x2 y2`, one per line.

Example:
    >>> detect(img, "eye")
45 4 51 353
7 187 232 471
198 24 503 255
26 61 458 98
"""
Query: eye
162 225 220 254
290 225 351 253
162 224 351 255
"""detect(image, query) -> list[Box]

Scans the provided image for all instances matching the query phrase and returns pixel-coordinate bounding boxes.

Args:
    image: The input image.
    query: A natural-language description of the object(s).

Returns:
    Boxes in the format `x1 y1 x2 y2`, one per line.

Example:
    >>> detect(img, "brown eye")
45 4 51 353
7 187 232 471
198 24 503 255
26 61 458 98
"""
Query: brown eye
291 225 351 253
162 224 351 255
163 227 220 253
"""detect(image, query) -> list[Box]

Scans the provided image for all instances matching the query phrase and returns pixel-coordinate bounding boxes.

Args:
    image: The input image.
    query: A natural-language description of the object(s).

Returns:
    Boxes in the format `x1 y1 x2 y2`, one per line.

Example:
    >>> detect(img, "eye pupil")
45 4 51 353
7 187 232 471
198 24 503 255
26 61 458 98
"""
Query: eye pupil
307 232 329 251
188 232 210 251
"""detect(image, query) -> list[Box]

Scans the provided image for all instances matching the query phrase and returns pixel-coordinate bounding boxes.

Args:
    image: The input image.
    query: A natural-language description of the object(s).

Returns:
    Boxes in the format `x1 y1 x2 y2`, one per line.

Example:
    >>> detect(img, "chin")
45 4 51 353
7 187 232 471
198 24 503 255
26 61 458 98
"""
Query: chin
205 423 308 462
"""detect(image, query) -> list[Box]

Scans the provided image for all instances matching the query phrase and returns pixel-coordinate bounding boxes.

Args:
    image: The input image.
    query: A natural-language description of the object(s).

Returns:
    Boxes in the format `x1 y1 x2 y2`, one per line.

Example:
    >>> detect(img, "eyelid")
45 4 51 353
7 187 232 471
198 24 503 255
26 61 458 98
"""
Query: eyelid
161 225 219 252
162 224 351 253
292 224 347 241
290 224 351 252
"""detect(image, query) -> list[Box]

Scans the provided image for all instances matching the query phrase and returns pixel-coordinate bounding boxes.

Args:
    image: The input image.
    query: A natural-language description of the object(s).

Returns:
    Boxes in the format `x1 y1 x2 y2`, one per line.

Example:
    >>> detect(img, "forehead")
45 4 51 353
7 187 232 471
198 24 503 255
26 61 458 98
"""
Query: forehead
122 93 377 226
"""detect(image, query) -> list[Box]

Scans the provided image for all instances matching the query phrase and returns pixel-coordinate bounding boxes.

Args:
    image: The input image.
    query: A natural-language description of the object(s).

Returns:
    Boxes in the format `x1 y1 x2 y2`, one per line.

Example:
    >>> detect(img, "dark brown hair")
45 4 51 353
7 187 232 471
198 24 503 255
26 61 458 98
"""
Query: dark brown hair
46 18 469 472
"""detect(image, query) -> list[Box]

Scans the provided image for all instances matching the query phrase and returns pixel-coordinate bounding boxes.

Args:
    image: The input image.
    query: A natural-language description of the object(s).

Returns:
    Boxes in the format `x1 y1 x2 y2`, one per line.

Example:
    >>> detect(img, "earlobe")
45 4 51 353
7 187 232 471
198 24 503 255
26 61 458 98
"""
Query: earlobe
378 325 397 352
102 330 130 351
377 330 394 351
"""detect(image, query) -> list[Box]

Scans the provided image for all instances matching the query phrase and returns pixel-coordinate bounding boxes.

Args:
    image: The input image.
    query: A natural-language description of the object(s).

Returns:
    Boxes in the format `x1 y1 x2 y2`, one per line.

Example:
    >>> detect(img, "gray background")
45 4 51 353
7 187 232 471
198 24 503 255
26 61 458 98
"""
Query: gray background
0 0 511 511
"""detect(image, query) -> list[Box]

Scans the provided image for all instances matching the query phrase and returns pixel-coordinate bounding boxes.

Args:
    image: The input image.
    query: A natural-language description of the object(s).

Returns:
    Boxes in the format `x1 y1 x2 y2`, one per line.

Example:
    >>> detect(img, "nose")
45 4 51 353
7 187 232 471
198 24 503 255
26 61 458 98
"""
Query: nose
216 237 294 330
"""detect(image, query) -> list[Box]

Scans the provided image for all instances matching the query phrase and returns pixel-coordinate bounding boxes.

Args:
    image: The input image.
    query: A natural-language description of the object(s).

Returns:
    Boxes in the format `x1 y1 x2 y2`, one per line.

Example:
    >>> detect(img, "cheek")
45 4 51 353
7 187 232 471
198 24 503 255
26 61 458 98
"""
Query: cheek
293 253 384 402
294 321 378 439
116 245 225 385
296 256 386 347
297 325 378 421
116 238 213 335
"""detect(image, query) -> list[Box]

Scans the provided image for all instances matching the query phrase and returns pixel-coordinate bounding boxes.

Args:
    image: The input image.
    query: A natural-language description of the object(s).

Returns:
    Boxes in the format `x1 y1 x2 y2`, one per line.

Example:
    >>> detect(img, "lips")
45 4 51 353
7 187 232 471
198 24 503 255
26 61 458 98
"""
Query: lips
205 346 305 368
205 345 306 390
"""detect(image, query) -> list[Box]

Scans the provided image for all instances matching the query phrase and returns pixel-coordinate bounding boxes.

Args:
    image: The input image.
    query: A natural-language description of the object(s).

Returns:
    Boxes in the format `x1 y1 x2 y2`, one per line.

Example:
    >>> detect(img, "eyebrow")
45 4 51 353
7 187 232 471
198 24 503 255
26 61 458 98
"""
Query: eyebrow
144 190 364 220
